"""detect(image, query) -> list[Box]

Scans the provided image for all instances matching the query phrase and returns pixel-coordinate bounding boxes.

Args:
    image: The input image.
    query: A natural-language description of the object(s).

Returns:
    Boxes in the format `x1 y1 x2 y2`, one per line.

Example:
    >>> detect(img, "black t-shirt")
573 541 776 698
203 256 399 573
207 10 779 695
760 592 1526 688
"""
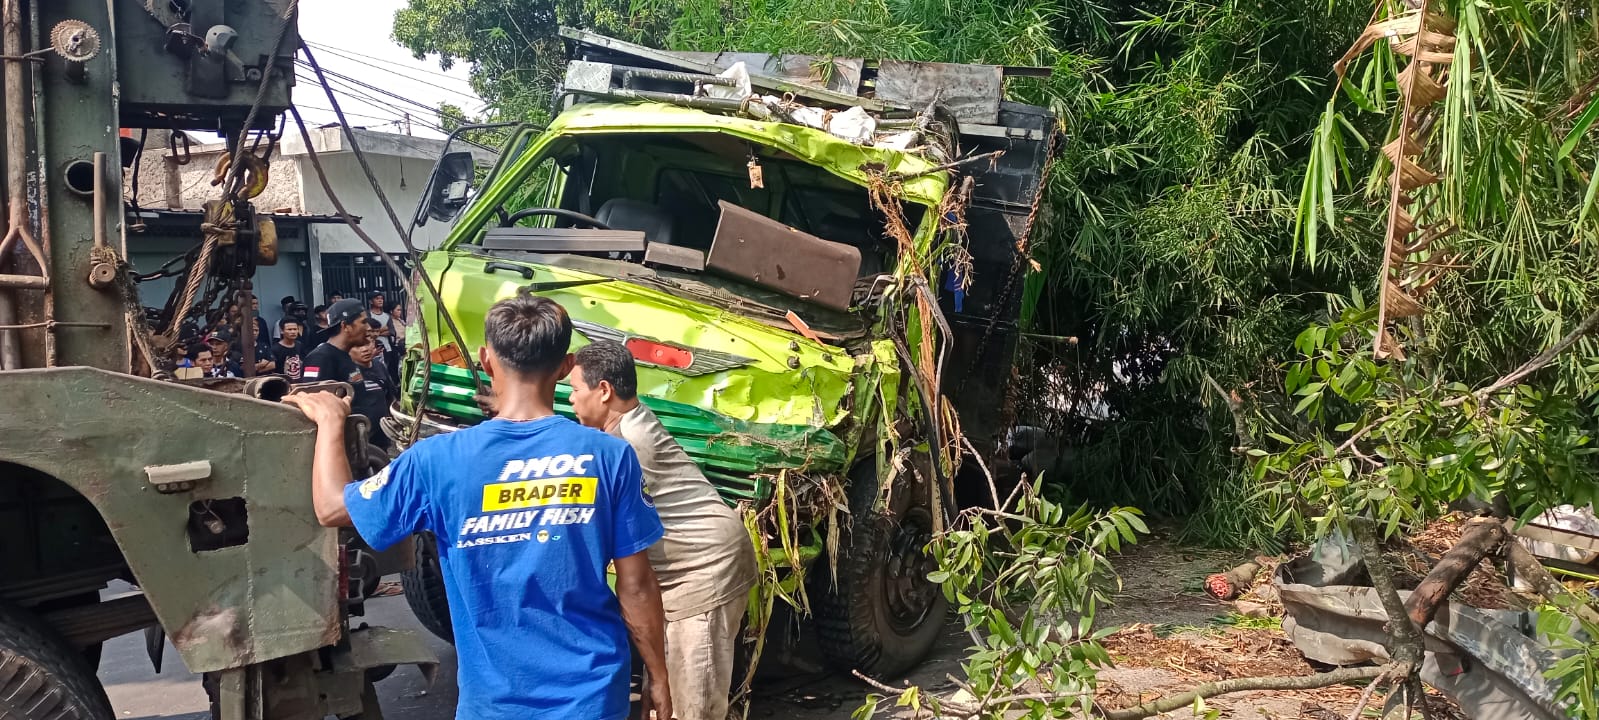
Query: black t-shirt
300 342 389 446
271 341 305 381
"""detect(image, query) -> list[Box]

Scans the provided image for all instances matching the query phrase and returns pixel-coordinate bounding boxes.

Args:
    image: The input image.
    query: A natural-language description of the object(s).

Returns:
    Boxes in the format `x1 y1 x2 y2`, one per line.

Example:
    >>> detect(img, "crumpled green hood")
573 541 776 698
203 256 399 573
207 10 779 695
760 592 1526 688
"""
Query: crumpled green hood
418 250 861 429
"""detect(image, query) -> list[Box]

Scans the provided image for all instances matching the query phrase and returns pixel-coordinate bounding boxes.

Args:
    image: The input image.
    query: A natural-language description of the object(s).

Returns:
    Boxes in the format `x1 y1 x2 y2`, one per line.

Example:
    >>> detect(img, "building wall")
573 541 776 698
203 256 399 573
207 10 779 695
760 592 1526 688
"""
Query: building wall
122 127 491 327
296 151 449 254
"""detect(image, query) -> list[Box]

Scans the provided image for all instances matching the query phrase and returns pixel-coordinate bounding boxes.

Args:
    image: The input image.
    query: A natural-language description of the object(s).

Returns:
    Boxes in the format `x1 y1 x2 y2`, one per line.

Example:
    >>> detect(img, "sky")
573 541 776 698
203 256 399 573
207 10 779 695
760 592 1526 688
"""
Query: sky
294 0 486 139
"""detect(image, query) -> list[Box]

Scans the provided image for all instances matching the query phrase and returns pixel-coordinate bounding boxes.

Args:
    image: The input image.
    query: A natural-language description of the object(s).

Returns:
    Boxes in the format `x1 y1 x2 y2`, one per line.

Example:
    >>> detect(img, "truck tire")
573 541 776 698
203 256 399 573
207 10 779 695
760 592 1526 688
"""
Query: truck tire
813 459 947 679
0 601 113 720
400 533 453 644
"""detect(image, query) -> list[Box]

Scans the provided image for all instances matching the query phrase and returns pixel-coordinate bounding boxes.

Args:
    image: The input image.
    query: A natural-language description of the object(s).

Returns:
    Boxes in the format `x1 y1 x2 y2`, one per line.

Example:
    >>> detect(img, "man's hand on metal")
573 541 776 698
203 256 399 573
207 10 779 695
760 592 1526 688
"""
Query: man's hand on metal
282 391 356 527
282 391 351 428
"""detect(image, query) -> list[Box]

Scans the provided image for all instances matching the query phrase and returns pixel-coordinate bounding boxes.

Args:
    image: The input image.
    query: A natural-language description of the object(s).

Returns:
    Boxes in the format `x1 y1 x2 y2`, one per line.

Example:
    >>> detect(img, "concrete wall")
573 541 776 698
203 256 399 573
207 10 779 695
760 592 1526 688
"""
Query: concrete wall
126 127 494 254
295 151 445 253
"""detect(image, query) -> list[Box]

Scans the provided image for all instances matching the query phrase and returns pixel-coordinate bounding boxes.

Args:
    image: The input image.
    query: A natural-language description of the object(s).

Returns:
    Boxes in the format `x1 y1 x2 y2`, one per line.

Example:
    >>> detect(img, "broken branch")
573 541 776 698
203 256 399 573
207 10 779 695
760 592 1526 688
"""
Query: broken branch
1403 516 1506 628
1101 665 1389 720
850 670 1088 718
895 150 1006 180
1347 665 1400 720
1203 371 1253 455
1204 561 1261 600
1439 304 1599 408
1503 536 1599 627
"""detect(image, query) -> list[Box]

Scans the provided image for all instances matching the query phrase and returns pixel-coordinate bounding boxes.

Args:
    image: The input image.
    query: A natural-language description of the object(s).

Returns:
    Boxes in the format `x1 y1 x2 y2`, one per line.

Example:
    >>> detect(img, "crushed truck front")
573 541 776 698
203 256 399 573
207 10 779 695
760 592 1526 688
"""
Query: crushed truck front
395 32 1056 679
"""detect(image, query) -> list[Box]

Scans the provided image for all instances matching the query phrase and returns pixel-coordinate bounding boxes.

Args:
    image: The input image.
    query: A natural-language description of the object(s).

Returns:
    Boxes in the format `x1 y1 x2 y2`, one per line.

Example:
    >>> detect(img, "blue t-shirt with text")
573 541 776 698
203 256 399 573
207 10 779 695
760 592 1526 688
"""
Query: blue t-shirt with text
345 415 663 720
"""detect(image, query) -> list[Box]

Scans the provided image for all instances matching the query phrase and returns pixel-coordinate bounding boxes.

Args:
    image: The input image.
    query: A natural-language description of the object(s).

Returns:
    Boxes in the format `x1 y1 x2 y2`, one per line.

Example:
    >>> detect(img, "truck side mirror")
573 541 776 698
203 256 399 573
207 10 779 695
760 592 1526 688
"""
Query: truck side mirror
421 151 477 224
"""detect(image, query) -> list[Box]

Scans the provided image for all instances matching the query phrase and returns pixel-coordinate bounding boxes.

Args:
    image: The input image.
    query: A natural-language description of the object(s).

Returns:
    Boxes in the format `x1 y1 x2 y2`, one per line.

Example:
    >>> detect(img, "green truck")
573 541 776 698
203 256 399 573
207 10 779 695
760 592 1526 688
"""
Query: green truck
394 30 1055 677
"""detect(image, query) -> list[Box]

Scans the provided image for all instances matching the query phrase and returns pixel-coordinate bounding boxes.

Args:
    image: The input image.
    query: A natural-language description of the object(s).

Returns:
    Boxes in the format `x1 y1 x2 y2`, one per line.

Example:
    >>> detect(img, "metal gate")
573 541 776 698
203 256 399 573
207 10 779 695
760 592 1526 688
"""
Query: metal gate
320 253 411 309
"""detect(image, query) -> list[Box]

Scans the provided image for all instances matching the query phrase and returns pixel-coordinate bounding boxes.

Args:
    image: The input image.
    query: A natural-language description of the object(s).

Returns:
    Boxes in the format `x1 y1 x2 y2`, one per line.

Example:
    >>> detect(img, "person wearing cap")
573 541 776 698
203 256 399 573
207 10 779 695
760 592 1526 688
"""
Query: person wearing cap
204 331 243 378
300 298 391 449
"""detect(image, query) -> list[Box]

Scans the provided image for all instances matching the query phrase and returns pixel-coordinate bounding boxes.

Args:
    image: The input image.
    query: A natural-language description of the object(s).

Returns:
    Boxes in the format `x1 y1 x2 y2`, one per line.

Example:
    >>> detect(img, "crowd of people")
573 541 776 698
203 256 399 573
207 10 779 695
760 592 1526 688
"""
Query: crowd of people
165 292 408 444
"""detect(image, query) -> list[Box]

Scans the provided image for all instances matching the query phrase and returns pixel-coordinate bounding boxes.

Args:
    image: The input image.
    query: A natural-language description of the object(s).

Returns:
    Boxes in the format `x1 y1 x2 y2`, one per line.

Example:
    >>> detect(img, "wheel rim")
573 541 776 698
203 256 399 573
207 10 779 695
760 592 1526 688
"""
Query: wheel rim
883 503 939 634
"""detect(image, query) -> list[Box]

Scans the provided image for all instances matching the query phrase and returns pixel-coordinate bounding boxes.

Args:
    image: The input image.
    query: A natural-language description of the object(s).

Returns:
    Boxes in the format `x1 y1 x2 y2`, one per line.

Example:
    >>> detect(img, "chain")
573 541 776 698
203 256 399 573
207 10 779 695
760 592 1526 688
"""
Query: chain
153 0 296 340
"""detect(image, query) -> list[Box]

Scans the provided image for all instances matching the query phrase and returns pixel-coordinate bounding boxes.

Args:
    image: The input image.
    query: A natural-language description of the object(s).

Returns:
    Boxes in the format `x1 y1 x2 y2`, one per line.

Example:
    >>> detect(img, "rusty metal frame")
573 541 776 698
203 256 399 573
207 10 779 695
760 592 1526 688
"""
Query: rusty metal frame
0 368 341 672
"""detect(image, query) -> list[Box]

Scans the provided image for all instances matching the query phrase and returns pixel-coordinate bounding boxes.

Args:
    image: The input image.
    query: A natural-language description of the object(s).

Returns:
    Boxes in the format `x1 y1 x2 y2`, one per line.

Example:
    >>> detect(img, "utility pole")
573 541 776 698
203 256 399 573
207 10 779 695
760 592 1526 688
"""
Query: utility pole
402 112 412 136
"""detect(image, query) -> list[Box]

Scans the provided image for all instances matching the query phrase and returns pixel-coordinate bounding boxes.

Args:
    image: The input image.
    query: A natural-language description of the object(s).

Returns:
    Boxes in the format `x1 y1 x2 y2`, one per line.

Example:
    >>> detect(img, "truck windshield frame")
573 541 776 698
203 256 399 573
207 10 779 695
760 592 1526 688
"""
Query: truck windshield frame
440 103 950 256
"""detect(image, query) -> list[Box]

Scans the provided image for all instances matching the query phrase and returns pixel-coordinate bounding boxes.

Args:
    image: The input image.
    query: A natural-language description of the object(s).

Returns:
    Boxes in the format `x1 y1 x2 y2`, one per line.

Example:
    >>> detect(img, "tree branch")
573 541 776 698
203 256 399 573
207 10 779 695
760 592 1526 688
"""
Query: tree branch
1327 304 1599 462
1403 516 1506 628
1502 536 1599 627
1347 665 1399 720
1101 665 1389 720
1203 372 1253 454
1439 304 1599 408
850 670 1089 718
1351 518 1425 667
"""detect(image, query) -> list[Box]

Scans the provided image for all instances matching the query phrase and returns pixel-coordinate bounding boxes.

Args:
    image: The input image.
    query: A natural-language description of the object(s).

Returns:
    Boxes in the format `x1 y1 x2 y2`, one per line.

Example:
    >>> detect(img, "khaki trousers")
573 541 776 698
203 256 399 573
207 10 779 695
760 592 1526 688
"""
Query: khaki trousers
664 595 744 720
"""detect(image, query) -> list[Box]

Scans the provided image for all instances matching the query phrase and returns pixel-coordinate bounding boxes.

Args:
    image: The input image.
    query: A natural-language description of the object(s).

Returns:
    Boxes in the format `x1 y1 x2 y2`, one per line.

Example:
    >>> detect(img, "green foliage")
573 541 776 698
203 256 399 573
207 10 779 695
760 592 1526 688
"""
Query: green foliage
857 486 1143 719
1253 300 1599 538
393 0 654 122
393 0 1599 553
1536 601 1599 719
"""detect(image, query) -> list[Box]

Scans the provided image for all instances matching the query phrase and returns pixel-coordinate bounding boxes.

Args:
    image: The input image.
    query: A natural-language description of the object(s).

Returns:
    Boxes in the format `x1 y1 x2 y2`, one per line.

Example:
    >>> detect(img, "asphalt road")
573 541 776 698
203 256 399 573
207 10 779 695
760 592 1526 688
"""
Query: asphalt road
95 580 941 720
99 581 457 720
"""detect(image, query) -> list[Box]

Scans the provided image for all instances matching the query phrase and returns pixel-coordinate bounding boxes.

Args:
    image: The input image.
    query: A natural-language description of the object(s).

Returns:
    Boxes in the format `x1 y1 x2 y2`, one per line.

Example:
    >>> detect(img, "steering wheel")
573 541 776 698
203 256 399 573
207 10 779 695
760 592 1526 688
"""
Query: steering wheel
496 207 611 230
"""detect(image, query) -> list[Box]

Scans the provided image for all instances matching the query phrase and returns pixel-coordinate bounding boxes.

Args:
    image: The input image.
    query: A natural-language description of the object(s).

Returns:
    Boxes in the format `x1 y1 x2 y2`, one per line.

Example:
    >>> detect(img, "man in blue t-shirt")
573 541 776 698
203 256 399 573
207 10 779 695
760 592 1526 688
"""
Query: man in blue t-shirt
283 295 673 720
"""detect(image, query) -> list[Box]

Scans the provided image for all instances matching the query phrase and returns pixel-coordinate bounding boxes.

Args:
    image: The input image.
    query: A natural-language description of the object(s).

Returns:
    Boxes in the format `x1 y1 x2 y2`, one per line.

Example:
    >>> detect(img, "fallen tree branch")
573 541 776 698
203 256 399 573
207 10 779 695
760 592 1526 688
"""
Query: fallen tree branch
1404 516 1507 628
960 433 1003 511
850 670 1088 718
1101 665 1389 720
1439 304 1599 408
1351 518 1426 667
1328 304 1599 460
895 150 1006 180
1347 664 1400 720
1503 536 1599 627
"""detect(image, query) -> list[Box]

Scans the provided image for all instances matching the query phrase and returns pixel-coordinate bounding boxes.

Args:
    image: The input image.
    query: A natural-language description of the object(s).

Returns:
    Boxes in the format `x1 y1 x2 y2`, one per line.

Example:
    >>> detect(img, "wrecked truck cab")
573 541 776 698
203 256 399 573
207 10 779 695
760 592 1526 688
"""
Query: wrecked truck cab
395 30 1056 679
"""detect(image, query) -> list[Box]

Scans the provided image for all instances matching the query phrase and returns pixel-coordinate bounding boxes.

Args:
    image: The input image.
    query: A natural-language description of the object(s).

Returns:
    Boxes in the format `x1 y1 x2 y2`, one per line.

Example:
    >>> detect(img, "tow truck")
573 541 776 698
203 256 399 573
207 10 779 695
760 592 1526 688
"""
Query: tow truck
0 2 432 718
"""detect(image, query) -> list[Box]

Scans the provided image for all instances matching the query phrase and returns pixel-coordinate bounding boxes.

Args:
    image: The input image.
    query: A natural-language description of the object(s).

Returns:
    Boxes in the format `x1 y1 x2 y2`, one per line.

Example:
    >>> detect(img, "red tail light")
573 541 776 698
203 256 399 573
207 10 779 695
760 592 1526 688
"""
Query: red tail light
625 338 693 369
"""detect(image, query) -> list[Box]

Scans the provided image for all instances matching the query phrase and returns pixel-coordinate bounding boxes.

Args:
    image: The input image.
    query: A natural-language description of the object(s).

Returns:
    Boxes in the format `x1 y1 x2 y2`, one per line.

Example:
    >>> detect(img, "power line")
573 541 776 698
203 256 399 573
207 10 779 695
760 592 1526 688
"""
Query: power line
301 40 482 102
295 103 407 126
304 40 469 83
296 75 499 153
294 69 454 135
295 60 447 118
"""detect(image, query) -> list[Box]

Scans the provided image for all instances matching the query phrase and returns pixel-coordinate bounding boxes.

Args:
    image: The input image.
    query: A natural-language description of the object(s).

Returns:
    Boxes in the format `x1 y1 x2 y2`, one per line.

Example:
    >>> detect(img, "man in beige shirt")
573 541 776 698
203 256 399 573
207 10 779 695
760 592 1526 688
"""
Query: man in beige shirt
569 340 758 720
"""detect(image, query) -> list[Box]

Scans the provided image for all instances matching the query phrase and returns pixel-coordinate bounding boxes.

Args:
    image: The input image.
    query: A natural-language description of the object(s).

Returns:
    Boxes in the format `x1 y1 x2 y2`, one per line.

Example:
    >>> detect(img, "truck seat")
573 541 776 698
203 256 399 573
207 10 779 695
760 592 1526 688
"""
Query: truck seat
596 199 676 247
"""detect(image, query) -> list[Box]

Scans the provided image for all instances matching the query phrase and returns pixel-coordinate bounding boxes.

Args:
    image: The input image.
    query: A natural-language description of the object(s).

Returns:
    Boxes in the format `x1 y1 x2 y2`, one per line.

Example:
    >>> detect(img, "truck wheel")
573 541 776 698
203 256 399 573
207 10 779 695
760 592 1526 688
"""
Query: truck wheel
0 601 113 720
400 533 453 643
814 459 947 679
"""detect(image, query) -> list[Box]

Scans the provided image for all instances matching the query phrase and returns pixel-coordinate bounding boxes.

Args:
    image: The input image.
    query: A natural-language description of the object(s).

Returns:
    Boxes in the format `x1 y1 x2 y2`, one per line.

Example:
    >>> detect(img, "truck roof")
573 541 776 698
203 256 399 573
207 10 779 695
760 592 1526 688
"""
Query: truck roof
543 102 951 206
557 27 1053 140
